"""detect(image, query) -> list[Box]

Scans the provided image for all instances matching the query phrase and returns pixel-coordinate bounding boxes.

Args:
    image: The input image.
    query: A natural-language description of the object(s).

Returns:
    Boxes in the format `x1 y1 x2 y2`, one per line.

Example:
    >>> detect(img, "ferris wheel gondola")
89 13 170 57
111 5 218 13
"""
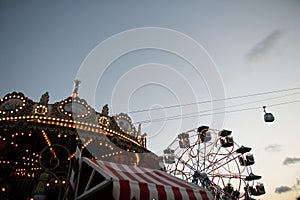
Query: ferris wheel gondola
161 126 265 199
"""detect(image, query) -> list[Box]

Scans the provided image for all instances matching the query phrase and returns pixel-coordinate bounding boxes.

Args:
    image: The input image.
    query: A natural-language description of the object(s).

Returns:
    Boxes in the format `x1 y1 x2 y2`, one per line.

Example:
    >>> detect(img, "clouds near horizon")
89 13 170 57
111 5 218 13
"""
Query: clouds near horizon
265 144 281 152
275 185 292 194
283 157 300 165
246 29 284 61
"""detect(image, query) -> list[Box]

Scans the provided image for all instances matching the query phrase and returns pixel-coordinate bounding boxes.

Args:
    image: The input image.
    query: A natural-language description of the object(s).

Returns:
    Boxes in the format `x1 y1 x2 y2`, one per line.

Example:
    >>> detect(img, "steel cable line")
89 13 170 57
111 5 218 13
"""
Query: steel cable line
127 86 300 114
133 91 300 124
134 97 300 124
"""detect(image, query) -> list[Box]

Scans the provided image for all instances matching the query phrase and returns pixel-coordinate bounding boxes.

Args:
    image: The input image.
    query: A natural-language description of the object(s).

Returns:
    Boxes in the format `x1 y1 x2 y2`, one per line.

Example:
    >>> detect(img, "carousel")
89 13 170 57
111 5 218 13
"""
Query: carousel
0 81 168 200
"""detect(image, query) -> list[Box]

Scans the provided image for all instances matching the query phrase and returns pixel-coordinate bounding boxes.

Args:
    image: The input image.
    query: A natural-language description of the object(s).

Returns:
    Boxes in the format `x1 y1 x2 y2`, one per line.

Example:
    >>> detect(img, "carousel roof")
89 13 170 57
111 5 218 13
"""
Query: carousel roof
0 81 146 149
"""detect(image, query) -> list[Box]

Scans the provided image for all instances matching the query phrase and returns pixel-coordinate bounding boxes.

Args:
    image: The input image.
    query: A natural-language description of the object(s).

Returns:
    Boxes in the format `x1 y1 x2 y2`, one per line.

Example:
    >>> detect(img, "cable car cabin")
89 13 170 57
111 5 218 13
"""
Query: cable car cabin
239 154 255 166
264 112 275 122
220 136 234 147
178 133 190 148
163 148 175 164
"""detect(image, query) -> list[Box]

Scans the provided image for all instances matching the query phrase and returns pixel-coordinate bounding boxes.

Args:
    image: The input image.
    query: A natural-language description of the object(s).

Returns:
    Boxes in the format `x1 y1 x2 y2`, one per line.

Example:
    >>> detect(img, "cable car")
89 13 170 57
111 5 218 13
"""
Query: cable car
263 106 275 122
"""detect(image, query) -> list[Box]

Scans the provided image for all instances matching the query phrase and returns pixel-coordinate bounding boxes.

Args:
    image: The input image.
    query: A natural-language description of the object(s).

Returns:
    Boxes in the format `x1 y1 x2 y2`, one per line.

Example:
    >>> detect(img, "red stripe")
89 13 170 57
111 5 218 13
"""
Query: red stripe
172 187 182 200
103 162 124 179
139 182 150 199
153 170 197 199
186 189 197 200
128 166 184 200
156 185 167 200
107 163 169 199
117 163 140 181
100 161 209 200
117 163 151 199
103 162 130 200
126 165 157 184
199 190 209 200
153 170 194 189
119 180 131 200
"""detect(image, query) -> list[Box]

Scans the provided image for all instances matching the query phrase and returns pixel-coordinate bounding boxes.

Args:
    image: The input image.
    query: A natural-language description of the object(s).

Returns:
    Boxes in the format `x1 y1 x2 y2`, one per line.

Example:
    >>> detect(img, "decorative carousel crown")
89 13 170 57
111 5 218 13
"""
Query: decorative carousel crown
0 80 146 148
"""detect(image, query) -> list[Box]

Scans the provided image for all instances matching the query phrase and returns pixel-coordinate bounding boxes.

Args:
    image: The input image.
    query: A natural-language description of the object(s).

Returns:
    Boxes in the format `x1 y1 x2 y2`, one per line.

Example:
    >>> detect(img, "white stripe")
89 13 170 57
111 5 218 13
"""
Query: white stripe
205 190 214 200
75 146 82 159
179 188 190 200
165 185 175 200
193 190 202 200
128 166 160 184
129 181 140 200
112 180 120 200
69 170 76 188
149 170 183 188
109 162 132 180
154 170 200 189
96 161 119 180
149 184 159 200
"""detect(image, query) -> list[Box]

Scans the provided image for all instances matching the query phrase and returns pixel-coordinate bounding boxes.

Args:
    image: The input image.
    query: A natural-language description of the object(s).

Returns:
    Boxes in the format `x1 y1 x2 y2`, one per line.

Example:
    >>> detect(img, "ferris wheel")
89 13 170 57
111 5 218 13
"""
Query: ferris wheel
161 126 266 200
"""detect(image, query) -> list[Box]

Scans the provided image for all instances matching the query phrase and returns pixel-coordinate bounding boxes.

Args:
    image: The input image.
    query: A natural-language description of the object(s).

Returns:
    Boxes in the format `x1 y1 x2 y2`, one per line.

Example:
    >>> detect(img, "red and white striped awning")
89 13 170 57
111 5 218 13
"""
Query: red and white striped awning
73 157 214 200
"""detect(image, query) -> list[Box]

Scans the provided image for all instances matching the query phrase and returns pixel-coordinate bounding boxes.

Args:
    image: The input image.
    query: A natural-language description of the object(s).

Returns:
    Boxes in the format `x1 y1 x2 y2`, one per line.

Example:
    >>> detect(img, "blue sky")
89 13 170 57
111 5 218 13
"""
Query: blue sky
1 1 300 199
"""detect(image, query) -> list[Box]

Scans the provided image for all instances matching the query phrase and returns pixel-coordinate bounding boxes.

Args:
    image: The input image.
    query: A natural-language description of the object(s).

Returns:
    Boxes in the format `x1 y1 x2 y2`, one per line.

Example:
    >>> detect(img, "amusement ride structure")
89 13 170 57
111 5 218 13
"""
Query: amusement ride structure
162 126 265 199
0 81 265 200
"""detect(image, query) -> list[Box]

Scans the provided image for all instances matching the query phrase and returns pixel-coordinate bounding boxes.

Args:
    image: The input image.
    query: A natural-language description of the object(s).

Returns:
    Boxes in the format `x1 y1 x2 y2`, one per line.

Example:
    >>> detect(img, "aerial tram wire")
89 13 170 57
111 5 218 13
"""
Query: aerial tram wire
127 86 300 114
133 91 300 124
134 98 300 124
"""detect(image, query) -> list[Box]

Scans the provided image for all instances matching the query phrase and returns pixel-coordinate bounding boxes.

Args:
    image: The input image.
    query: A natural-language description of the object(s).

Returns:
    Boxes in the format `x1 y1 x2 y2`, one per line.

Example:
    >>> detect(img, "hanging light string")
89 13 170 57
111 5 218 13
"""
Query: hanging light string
133 94 300 124
127 86 300 114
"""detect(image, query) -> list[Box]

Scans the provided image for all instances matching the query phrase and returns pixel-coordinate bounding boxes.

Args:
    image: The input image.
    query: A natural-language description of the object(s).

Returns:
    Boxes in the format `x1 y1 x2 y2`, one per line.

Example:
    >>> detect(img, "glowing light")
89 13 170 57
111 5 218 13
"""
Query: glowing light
42 130 56 158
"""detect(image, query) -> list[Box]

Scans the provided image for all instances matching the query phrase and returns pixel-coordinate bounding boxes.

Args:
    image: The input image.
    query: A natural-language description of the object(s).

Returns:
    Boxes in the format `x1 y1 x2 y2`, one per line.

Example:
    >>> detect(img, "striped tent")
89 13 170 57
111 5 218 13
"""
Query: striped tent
71 157 214 200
